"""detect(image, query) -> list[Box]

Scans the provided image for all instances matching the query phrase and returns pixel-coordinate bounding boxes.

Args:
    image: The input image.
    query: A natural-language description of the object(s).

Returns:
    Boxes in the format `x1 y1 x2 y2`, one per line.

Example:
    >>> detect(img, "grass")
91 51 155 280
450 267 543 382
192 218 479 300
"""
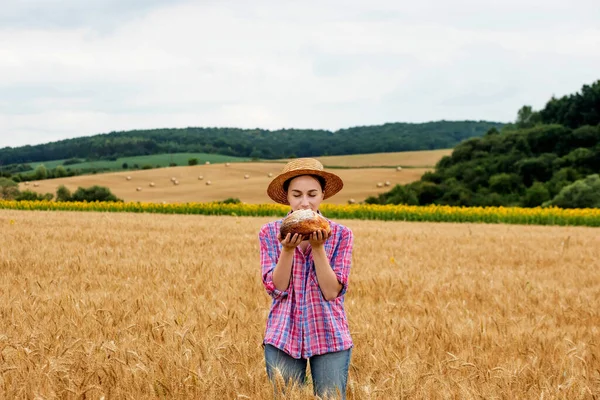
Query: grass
1 210 598 398
24 149 450 172
28 153 250 171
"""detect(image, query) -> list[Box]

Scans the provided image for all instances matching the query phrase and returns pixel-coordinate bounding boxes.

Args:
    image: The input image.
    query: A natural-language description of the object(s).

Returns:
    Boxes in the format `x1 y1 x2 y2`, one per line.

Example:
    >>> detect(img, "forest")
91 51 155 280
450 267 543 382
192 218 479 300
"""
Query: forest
367 80 600 208
0 120 501 166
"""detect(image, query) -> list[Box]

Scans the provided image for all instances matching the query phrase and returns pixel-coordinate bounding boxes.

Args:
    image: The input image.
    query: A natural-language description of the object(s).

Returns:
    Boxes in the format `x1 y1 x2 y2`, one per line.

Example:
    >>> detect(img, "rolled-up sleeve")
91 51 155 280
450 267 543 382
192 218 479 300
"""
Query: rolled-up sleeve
331 227 354 298
259 224 288 300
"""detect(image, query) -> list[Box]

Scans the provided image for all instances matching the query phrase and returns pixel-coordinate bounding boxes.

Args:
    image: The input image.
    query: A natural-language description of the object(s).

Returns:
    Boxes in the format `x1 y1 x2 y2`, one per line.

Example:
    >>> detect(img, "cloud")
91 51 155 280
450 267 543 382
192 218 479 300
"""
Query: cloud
1 0 599 148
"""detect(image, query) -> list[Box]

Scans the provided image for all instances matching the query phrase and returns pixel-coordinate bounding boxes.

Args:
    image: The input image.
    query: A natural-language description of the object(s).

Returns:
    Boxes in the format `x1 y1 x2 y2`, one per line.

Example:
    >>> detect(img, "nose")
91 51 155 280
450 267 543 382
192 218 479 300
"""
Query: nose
300 196 310 208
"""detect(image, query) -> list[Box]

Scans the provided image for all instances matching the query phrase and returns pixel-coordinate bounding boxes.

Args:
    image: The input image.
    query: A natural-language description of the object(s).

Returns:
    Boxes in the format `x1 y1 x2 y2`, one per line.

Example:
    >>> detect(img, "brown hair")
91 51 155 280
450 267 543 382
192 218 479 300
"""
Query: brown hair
283 174 326 193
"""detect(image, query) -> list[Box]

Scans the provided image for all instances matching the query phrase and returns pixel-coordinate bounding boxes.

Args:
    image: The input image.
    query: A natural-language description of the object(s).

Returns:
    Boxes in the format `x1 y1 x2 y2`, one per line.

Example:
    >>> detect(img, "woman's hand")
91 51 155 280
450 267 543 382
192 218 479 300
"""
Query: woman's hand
278 232 304 250
308 229 330 248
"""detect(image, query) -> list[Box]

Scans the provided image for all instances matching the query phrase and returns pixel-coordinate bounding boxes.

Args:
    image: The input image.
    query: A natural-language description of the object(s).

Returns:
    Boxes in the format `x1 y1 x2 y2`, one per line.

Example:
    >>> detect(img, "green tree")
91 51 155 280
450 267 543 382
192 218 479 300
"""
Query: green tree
516 105 541 129
35 165 48 180
488 173 522 195
545 174 600 208
188 158 199 166
0 177 20 199
15 190 53 201
54 165 67 178
70 186 122 202
56 185 72 202
522 182 550 207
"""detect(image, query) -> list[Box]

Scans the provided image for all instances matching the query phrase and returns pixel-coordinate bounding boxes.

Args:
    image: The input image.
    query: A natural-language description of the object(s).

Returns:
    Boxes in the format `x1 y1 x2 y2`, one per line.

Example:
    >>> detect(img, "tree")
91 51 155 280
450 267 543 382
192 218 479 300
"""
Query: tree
35 165 47 180
70 186 122 202
56 185 72 202
54 165 67 178
0 177 19 199
516 105 541 129
15 190 53 201
545 174 600 208
188 158 199 166
522 182 550 207
488 173 522 195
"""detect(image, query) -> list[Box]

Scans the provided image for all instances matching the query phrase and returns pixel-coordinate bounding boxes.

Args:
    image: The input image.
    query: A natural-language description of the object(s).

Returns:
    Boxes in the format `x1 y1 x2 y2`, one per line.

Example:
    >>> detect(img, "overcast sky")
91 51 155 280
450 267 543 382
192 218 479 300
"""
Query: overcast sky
1 0 599 149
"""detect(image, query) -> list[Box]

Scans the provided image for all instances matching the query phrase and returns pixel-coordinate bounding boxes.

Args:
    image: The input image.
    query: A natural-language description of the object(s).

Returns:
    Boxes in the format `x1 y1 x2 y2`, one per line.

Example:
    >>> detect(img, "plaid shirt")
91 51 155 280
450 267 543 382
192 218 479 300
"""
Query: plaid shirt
259 213 354 359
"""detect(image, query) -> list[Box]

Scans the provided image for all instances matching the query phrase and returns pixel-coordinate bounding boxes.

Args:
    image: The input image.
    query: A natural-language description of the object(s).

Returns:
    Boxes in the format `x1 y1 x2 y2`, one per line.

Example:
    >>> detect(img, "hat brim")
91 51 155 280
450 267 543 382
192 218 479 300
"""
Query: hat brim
267 169 344 205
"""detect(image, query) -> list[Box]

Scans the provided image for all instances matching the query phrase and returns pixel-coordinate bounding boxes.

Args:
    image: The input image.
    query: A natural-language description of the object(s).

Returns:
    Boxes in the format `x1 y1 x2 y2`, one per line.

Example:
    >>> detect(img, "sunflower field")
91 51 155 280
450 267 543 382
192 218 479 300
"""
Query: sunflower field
1 200 599 226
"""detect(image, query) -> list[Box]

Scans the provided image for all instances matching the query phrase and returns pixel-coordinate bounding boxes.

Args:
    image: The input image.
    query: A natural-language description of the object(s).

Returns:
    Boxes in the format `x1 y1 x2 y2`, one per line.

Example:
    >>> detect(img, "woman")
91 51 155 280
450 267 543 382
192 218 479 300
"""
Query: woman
259 158 354 399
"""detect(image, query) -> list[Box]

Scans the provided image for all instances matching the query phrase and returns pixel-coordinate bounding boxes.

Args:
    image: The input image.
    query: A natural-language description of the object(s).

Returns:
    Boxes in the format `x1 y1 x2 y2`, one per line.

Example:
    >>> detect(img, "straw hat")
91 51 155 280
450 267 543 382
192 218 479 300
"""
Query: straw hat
267 158 344 205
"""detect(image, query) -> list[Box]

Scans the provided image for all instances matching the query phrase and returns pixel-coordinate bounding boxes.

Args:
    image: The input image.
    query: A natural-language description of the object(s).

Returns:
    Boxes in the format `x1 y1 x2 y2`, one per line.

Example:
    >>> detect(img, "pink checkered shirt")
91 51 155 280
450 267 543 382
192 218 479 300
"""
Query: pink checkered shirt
259 213 354 359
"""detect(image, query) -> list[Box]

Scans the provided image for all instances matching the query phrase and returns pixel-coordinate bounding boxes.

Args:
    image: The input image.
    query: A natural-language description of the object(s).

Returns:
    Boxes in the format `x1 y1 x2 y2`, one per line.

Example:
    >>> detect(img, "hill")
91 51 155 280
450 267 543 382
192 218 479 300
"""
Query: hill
367 80 600 208
19 161 430 204
0 120 503 167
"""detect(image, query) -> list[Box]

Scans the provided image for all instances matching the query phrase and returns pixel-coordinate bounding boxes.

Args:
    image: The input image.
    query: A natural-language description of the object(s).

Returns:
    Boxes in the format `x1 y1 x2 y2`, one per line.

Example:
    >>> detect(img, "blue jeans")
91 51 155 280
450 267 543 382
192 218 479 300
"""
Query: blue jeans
264 344 352 399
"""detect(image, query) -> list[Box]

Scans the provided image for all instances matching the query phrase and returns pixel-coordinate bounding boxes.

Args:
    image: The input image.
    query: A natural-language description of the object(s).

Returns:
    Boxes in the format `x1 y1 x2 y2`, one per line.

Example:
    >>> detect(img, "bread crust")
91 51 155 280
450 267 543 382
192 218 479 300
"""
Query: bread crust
280 210 331 240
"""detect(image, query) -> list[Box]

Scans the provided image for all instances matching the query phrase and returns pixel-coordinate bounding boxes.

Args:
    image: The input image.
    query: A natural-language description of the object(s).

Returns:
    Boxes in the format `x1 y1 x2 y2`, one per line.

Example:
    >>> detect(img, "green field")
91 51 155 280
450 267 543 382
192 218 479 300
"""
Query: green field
29 153 250 171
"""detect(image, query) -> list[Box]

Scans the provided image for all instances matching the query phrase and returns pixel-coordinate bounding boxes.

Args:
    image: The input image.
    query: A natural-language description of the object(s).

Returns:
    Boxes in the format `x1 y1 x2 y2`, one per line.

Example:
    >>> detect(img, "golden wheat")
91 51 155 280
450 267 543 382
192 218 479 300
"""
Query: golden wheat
0 210 598 399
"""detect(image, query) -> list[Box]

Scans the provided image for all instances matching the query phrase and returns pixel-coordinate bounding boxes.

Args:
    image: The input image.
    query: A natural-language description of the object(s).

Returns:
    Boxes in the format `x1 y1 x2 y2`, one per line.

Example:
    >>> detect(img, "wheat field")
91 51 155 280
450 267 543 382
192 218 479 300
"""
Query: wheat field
1 210 599 399
19 163 429 204
313 149 452 168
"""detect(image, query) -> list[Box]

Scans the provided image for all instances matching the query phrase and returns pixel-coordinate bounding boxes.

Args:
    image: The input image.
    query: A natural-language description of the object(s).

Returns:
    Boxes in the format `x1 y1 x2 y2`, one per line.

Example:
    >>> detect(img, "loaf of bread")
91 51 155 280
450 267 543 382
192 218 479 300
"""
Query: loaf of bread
280 209 331 240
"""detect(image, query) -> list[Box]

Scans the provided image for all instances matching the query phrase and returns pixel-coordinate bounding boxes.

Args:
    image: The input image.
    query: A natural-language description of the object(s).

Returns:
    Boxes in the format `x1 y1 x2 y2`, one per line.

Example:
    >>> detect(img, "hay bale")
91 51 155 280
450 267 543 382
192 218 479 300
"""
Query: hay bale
205 180 212 186
126 176 132 180
149 182 155 187
198 175 204 180
376 182 383 188
174 180 180 185
244 174 250 179
225 163 230 167
385 181 391 186
171 177 177 182
268 173 273 177
348 198 356 204
136 187 142 191
396 166 402 171
33 183 39 187
24 182 29 186
205 161 210 165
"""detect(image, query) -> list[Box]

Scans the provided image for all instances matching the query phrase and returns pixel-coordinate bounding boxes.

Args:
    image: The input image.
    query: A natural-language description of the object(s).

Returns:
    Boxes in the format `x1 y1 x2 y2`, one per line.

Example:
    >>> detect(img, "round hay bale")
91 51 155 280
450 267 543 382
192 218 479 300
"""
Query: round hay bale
376 182 383 188
198 175 204 180
396 166 402 171
205 161 210 165
225 162 230 167
268 172 273 177
33 183 39 187
171 177 177 182
206 180 212 186
174 180 180 185
244 174 250 179
384 181 391 186
348 198 356 204
149 182 155 187
24 182 29 186
126 176 132 180
136 187 142 191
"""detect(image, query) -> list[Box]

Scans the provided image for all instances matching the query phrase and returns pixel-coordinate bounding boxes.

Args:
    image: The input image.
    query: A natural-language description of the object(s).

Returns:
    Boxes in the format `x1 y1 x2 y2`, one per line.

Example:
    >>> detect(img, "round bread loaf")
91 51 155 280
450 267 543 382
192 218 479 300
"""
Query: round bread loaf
280 209 331 240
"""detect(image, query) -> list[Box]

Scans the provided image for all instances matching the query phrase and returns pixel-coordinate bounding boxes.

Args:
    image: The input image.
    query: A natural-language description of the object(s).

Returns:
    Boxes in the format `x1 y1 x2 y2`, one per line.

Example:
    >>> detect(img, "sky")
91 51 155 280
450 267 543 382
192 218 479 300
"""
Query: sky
1 0 599 149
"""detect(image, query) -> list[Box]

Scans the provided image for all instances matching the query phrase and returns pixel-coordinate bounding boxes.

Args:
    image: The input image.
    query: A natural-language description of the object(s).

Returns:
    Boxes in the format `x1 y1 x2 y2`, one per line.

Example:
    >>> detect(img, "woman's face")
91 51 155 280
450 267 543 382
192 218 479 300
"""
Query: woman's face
287 175 324 212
